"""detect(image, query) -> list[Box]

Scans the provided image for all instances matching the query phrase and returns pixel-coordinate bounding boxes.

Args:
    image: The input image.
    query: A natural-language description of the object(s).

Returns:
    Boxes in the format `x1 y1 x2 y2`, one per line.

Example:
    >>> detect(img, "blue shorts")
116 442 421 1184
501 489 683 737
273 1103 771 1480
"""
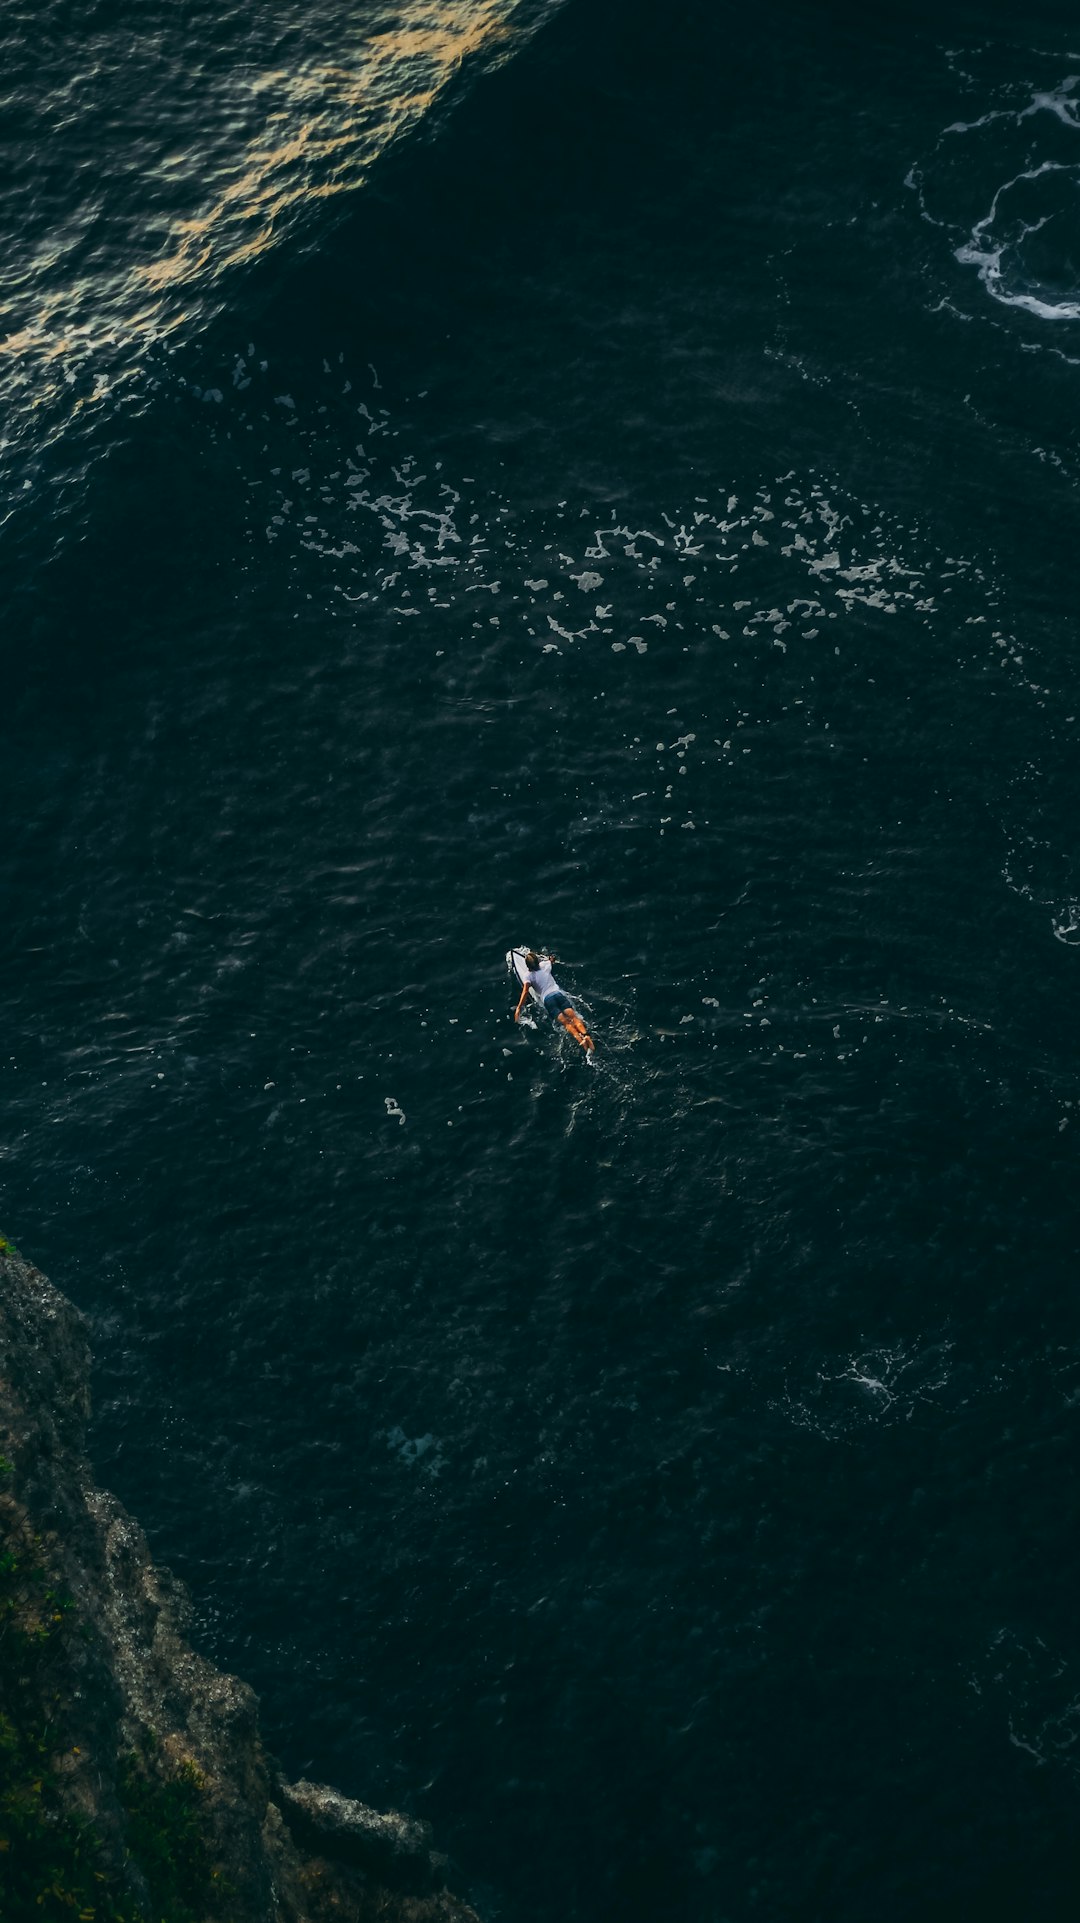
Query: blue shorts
543 990 575 1019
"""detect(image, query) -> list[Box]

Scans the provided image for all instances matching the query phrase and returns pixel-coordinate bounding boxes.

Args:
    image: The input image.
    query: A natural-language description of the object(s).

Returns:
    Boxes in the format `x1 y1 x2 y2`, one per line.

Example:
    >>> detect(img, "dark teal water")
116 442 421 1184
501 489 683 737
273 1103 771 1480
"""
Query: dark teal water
5 3 1080 1917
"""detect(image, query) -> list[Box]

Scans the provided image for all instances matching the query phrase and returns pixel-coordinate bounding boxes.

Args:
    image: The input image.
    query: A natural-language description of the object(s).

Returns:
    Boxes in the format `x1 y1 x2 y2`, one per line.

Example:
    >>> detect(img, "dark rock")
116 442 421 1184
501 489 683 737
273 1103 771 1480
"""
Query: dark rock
278 1779 448 1893
0 1240 481 1923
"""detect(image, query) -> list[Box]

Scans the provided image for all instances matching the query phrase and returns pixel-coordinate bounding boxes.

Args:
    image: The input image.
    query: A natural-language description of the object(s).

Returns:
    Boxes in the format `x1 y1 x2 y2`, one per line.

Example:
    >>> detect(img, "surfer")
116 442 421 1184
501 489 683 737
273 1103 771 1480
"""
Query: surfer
512 949 595 1053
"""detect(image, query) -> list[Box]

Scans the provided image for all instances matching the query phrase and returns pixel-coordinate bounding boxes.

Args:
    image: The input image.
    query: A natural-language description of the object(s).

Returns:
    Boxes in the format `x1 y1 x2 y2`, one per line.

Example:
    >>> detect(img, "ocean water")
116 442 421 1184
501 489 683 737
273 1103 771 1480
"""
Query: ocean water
5 1 1080 1917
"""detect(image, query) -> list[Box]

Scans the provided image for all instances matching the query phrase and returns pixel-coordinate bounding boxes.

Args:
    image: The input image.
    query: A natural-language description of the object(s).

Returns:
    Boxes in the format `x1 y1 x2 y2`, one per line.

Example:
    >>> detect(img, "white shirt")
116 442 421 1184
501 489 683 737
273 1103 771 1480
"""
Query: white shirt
524 957 560 1000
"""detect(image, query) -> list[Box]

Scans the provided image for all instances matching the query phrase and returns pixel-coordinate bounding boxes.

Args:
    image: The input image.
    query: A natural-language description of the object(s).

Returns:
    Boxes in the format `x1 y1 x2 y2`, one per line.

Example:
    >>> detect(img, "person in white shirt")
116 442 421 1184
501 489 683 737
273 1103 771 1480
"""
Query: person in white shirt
513 950 595 1053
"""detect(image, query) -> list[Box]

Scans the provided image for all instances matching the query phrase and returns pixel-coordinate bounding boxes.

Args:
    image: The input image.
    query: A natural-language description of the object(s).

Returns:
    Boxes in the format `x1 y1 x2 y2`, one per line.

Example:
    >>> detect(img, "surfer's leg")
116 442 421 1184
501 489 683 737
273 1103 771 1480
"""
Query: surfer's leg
557 1009 595 1052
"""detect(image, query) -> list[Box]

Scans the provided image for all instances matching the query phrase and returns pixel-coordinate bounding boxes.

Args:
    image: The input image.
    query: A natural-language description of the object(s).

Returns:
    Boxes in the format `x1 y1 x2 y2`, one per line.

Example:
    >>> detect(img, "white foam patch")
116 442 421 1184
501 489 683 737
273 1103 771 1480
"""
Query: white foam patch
955 162 1080 320
777 1340 954 1439
912 69 1080 324
222 357 1055 905
973 1627 1080 1779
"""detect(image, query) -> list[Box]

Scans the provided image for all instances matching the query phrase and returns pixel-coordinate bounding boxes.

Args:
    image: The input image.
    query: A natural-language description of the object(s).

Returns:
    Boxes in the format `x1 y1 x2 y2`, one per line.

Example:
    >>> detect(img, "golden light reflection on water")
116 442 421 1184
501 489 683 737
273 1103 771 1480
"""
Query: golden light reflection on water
140 7 515 292
0 1 538 455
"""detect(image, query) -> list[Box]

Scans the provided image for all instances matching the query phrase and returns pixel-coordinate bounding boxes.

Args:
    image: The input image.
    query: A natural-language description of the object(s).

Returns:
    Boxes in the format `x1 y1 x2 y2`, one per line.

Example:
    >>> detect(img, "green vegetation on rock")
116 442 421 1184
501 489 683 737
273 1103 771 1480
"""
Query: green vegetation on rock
0 1499 218 1923
119 1755 221 1923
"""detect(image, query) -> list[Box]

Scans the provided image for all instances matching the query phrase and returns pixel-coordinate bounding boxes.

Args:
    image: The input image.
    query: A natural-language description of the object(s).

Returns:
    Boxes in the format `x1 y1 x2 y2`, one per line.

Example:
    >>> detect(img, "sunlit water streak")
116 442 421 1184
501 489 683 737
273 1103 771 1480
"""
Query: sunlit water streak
0 0 560 529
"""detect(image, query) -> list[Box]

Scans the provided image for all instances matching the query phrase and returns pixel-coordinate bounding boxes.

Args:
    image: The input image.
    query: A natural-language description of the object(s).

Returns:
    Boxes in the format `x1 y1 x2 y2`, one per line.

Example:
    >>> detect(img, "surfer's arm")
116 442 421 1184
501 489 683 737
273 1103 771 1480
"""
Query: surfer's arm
513 981 530 1021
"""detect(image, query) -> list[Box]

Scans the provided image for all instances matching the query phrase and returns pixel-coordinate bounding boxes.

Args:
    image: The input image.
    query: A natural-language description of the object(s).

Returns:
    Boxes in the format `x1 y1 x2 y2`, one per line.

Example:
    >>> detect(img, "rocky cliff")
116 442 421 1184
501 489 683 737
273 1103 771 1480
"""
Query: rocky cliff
0 1239 480 1923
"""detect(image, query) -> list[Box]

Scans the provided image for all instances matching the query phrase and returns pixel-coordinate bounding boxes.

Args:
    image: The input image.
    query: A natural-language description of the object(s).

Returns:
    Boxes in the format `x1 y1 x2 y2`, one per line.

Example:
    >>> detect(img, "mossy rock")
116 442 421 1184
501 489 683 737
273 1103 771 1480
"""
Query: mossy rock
0 1498 220 1923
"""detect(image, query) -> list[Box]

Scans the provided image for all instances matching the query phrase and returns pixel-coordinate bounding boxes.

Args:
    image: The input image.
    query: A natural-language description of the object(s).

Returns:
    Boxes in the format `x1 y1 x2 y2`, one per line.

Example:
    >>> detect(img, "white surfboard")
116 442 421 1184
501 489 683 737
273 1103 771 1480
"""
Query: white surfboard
506 948 540 1026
